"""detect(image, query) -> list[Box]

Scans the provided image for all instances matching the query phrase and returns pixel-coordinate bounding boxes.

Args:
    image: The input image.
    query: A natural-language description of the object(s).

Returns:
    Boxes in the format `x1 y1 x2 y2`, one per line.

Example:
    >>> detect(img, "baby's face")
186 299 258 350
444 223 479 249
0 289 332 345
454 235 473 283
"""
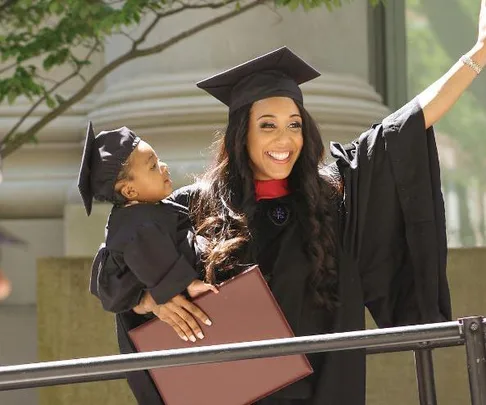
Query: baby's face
124 140 173 202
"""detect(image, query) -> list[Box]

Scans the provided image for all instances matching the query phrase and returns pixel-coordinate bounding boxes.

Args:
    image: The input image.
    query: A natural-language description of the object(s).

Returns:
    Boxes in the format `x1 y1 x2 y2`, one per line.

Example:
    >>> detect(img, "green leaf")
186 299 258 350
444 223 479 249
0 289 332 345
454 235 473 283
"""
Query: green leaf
42 54 57 70
1 50 11 62
7 89 17 105
0 0 384 159
79 7 89 20
49 2 60 14
45 95 56 108
42 48 70 70
288 0 300 11
54 94 65 104
57 48 69 64
27 134 39 144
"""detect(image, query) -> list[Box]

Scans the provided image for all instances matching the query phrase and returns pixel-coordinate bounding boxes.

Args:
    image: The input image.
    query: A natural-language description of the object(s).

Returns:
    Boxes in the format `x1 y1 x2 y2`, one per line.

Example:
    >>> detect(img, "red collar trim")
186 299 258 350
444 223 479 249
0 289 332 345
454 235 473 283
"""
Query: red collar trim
254 178 290 201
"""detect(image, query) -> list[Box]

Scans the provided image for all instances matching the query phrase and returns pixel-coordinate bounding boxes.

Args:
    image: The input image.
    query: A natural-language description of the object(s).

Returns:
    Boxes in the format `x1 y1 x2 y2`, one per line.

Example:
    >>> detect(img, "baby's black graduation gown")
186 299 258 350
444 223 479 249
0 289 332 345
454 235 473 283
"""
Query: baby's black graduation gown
90 200 202 405
94 98 451 405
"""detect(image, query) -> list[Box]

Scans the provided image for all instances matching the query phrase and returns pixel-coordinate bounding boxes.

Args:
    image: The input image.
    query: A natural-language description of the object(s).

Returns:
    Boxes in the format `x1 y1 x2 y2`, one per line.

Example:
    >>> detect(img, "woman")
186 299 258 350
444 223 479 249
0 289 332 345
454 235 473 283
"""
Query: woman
95 2 486 403
164 50 451 405
0 226 24 301
0 270 11 301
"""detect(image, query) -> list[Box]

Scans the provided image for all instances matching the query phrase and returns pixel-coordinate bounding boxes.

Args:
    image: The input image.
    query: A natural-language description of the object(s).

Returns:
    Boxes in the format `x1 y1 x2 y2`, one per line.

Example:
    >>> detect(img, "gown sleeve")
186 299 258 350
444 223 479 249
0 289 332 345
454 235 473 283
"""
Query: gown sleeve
90 244 146 313
123 223 198 305
330 98 451 327
167 184 200 208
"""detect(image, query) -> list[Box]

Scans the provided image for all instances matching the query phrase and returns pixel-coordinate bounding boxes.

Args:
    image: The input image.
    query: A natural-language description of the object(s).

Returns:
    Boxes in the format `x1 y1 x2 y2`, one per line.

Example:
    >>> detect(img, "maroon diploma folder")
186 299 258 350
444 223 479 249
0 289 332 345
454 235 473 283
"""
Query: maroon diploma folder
128 265 313 405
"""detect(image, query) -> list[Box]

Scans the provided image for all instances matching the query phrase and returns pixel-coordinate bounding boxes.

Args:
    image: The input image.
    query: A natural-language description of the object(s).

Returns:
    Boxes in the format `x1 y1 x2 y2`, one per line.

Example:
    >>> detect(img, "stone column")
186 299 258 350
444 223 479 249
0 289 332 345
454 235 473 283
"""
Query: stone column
1 4 392 403
0 45 105 305
64 1 389 256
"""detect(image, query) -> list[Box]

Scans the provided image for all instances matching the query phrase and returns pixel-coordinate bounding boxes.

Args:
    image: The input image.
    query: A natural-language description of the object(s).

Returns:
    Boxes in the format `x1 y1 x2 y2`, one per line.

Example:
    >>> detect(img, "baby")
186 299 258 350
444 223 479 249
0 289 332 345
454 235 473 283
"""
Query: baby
77 123 216 404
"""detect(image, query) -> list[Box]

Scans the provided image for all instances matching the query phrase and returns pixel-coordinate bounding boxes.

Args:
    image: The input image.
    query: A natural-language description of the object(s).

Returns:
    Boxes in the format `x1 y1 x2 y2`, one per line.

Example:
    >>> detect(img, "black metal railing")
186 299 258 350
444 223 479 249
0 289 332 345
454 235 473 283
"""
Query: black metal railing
1 316 485 404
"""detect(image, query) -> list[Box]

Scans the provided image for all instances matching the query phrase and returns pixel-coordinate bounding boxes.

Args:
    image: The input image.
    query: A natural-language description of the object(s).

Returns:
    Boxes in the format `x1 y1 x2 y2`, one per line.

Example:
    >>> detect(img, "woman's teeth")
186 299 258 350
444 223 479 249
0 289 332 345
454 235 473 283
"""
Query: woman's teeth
267 151 290 161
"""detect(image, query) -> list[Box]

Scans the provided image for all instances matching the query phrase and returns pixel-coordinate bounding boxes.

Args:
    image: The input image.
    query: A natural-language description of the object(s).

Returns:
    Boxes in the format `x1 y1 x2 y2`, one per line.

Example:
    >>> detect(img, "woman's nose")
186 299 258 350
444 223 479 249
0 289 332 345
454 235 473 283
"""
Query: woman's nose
275 130 293 145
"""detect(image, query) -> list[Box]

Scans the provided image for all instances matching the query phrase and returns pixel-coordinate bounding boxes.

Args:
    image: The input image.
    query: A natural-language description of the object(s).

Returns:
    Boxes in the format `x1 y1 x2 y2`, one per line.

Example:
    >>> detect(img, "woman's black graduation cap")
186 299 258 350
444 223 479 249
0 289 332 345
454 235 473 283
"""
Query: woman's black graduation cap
196 47 320 113
77 122 140 216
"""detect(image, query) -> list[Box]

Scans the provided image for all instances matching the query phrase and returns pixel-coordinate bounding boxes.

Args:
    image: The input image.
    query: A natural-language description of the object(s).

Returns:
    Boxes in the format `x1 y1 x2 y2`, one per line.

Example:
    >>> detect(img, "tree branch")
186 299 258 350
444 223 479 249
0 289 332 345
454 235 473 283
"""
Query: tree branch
0 0 17 14
173 0 240 10
2 72 78 145
0 61 17 76
131 0 241 50
134 0 251 58
260 0 283 21
132 12 164 49
118 31 136 44
0 0 262 158
0 53 46 76
33 73 59 85
1 40 100 147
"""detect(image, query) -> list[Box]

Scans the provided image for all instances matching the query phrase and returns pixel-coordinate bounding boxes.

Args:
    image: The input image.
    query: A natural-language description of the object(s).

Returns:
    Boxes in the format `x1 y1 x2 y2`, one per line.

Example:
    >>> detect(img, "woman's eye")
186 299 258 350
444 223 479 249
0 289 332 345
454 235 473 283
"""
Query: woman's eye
289 121 302 129
259 122 276 129
151 163 157 170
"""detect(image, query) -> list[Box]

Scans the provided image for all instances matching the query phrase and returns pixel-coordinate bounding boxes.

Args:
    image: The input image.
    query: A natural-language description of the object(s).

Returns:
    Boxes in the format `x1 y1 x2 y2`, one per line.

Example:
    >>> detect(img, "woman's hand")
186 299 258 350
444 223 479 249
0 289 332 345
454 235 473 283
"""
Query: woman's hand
133 291 213 342
418 0 486 129
478 0 486 45
186 279 219 298
133 291 157 315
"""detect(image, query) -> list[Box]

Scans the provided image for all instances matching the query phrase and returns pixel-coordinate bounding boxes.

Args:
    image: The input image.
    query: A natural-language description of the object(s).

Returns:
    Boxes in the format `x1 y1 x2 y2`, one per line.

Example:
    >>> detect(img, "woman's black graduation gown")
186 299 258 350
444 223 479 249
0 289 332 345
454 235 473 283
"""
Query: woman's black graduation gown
93 99 451 405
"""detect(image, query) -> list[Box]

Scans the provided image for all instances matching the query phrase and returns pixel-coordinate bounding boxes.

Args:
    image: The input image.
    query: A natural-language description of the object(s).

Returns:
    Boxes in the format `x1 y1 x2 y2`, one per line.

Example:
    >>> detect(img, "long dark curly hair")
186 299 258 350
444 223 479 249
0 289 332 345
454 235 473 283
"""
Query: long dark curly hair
191 102 340 309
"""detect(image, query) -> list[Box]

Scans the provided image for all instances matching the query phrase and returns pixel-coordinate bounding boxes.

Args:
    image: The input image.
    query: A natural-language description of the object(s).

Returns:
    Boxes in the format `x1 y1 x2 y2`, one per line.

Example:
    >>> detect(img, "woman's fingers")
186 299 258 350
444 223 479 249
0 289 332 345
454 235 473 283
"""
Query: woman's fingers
205 283 219 295
154 305 192 342
174 295 212 326
153 295 212 342
164 316 190 342
186 279 219 298
166 301 204 342
149 294 214 343
132 303 148 315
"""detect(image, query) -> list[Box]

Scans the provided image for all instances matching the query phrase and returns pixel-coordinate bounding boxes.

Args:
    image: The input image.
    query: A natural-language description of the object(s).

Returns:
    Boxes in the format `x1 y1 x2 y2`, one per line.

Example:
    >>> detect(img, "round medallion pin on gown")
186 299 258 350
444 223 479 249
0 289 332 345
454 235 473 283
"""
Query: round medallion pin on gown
267 204 290 226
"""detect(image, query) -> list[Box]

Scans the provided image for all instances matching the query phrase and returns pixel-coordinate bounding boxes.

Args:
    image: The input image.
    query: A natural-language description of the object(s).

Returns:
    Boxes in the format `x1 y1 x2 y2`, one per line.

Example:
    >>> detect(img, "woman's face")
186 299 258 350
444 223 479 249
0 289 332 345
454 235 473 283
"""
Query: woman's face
246 97 303 181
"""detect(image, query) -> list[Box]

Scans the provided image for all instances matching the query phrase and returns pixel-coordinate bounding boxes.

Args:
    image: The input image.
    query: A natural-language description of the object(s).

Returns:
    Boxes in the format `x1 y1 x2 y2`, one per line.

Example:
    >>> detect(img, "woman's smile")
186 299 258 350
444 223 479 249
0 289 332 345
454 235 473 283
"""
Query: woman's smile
265 151 292 163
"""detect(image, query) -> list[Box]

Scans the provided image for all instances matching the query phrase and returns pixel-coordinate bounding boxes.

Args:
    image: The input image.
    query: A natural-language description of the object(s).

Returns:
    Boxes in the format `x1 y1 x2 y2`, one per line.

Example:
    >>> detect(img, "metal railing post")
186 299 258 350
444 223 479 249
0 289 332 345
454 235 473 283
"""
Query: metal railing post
462 317 486 405
414 349 437 405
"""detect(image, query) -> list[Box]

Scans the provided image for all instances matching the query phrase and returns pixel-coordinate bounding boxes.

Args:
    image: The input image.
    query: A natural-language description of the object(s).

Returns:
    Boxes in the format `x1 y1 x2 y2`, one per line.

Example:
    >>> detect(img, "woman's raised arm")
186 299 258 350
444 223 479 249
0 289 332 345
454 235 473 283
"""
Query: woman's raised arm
417 0 486 129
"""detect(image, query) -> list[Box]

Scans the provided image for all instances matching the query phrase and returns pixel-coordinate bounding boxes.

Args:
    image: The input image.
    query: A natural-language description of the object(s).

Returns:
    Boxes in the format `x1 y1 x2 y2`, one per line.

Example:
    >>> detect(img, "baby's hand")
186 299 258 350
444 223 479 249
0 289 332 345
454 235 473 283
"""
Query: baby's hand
186 279 218 299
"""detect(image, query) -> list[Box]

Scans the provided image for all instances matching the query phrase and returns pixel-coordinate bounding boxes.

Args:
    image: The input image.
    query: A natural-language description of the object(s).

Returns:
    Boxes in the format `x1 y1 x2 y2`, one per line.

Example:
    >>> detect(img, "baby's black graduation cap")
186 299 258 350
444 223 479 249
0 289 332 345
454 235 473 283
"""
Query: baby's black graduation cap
196 46 321 113
77 122 140 216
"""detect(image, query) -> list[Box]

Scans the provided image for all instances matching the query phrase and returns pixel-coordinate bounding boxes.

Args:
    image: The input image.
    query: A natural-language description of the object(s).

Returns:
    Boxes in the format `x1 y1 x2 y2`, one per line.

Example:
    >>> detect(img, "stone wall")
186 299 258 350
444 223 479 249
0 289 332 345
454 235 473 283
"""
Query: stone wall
37 248 486 404
37 258 135 405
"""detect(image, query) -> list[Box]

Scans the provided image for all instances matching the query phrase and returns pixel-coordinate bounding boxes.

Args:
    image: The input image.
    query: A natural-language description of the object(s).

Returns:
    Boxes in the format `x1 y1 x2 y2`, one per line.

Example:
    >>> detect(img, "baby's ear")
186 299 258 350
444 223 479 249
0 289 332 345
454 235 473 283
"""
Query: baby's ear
119 182 138 200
